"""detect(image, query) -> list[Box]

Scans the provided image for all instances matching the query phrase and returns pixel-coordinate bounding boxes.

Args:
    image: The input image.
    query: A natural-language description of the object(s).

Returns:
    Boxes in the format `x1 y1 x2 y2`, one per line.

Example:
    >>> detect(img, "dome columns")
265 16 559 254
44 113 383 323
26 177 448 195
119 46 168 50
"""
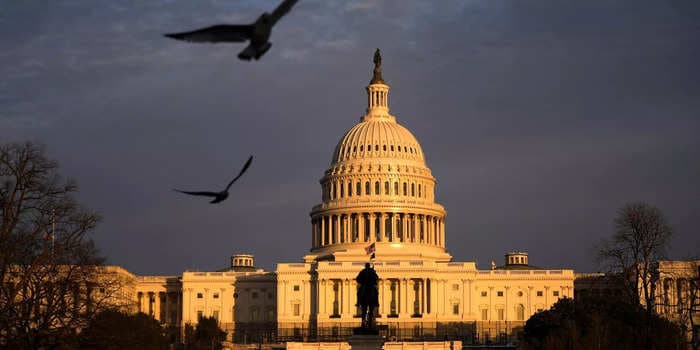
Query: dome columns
366 84 390 116
311 211 446 249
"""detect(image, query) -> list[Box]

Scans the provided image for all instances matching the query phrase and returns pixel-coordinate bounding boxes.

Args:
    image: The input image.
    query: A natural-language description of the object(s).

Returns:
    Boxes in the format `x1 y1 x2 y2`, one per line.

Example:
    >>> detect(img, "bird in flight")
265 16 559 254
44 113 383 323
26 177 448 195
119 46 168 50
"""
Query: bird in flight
164 0 299 61
174 156 253 204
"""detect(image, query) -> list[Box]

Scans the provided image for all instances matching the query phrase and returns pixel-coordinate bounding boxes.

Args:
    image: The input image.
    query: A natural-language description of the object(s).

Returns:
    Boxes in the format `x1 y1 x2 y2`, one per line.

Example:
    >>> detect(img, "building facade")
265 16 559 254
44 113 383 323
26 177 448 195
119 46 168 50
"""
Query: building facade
129 51 575 344
274 53 574 343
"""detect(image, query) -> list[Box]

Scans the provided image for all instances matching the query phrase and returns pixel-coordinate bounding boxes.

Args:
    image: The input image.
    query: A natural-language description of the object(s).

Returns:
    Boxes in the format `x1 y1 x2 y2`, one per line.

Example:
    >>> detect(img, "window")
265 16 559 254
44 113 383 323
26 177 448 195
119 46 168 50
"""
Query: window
197 293 203 299
375 181 380 195
453 303 459 315
383 145 387 151
553 291 559 297
518 291 523 297
403 182 407 195
517 304 525 321
537 291 543 297
394 182 399 195
340 182 344 197
212 310 219 320
411 183 415 196
418 184 422 197
384 181 389 195
481 291 487 297
452 284 459 291
293 303 300 316
481 309 488 320
213 293 219 299
252 292 259 299
293 285 300 291
356 182 361 196
197 310 203 320
360 145 363 151
497 291 504 297
251 307 259 321
391 145 394 151
365 181 370 195
497 308 504 320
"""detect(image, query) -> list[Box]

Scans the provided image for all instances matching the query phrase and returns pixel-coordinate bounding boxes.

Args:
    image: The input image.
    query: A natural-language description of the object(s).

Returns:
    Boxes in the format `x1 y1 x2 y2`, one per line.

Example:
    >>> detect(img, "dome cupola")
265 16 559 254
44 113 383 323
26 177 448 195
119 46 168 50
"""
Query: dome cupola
307 50 450 263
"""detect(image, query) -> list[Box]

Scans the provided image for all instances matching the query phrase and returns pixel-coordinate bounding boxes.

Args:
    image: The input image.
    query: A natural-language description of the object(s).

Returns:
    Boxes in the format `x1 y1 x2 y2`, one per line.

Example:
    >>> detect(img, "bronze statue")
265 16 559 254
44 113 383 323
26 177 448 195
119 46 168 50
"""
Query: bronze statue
370 48 385 84
355 262 379 330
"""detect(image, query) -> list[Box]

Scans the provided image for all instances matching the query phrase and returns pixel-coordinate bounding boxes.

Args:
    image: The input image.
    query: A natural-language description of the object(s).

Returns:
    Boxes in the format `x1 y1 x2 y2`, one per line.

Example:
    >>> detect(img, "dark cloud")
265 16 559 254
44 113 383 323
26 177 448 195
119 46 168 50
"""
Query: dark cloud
0 0 698 275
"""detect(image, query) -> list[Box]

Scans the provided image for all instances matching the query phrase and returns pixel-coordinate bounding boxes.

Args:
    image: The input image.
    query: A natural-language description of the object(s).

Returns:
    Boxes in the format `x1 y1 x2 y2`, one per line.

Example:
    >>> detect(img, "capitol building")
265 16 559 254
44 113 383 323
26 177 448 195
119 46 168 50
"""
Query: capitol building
119 51 576 344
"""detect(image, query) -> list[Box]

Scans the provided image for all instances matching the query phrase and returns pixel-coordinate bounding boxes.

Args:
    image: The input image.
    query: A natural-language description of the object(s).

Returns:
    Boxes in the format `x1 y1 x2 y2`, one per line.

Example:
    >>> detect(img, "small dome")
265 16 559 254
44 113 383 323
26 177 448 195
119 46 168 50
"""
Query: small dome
332 117 425 164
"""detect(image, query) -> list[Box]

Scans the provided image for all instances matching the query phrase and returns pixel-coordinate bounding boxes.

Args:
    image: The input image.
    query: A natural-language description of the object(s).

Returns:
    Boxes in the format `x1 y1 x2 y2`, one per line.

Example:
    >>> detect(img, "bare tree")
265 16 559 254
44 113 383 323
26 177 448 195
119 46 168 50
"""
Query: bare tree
0 142 127 349
598 202 673 349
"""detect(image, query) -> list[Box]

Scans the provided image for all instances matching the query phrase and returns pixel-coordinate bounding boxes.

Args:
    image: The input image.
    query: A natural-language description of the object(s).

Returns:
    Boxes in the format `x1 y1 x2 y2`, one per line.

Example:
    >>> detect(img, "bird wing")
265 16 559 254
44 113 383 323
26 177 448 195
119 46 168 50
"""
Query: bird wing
269 0 299 26
164 25 253 43
226 155 253 190
173 189 220 197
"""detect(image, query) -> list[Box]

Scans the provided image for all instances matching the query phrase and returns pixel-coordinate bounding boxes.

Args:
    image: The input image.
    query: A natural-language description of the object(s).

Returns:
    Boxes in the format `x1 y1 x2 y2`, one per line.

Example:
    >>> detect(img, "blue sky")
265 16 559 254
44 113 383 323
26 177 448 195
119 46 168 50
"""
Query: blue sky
1 0 698 274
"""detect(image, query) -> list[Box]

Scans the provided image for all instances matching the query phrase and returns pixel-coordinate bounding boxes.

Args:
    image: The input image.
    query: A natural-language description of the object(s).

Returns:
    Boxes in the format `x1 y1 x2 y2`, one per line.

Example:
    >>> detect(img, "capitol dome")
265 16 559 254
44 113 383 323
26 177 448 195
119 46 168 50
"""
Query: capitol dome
308 49 450 262
331 114 425 165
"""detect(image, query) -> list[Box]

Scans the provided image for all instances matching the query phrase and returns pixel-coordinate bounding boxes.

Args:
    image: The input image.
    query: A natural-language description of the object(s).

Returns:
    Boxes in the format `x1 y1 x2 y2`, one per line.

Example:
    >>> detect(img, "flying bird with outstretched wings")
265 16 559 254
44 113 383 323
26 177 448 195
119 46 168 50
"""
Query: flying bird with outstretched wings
174 155 253 204
164 0 299 61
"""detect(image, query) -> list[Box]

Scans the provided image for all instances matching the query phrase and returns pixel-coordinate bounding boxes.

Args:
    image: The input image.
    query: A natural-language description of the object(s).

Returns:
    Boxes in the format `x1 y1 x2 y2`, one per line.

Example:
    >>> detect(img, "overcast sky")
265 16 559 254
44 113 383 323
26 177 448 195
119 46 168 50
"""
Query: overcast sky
1 0 698 275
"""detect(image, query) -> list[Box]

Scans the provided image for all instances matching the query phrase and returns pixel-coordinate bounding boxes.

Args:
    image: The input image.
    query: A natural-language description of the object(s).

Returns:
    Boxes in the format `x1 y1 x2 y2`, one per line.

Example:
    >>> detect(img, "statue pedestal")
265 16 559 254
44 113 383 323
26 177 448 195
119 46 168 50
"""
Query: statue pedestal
347 331 384 350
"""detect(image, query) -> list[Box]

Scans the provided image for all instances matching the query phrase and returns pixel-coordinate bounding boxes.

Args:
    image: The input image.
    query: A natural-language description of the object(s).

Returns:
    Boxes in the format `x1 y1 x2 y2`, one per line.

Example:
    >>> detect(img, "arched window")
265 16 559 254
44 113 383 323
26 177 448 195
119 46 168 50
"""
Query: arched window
398 146 402 152
418 184 422 197
367 144 371 152
391 145 394 151
340 181 344 197
375 145 379 151
516 304 525 321
365 181 370 195
384 181 390 195
403 182 407 196
375 181 380 195
411 183 415 196
348 182 352 197
360 145 363 152
356 182 361 196
353 146 357 153
332 182 336 199
383 145 387 151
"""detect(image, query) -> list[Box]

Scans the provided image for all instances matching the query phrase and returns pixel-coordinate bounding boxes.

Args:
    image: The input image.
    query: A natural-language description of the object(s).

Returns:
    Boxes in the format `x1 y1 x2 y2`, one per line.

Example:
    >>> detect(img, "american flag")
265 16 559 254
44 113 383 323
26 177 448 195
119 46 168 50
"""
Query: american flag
365 242 375 255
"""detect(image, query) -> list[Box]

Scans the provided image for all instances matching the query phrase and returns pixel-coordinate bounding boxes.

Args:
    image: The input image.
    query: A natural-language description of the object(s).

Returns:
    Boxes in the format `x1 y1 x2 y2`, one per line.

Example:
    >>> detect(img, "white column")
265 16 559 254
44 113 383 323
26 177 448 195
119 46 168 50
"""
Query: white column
439 219 445 247
358 213 365 242
379 213 385 242
344 215 349 243
369 213 376 242
401 214 407 242
390 214 396 242
320 216 326 246
334 215 340 244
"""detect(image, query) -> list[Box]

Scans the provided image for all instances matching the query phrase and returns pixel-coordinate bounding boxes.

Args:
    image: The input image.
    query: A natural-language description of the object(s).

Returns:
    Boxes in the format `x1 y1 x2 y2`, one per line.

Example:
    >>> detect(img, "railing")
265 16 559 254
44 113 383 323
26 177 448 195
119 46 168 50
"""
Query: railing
267 321 524 345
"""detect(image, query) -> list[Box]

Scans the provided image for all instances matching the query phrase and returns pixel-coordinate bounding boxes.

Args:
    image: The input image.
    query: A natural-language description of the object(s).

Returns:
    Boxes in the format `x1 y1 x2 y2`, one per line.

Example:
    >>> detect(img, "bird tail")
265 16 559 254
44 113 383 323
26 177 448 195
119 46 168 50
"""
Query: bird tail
238 44 256 61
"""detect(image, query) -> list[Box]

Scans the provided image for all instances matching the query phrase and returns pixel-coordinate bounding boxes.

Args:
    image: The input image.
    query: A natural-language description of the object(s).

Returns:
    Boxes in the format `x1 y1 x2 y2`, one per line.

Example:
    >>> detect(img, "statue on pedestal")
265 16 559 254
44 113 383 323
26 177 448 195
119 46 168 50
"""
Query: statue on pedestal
355 262 379 332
